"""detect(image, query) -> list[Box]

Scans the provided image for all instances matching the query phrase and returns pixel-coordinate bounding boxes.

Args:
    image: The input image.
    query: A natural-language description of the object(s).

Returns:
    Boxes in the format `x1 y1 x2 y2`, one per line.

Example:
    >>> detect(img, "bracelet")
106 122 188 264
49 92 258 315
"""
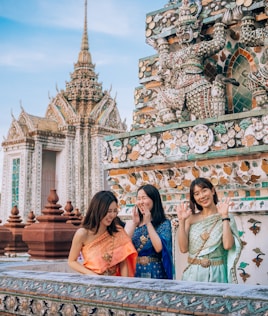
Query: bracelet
222 217 230 222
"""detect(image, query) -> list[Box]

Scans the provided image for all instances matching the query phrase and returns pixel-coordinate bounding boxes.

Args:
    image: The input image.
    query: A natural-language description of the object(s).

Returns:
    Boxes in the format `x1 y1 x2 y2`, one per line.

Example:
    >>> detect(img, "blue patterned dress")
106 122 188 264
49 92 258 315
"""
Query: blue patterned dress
132 219 173 279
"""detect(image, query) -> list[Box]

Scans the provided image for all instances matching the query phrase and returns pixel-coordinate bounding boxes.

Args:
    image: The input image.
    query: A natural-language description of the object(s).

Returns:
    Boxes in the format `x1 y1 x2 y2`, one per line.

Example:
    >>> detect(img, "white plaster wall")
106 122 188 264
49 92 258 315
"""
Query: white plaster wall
55 148 66 208
235 213 268 285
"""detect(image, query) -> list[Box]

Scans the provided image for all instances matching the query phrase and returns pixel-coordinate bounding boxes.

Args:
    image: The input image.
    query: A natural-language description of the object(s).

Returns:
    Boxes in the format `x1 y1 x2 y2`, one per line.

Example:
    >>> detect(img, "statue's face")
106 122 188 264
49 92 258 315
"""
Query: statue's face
176 21 201 45
176 24 194 44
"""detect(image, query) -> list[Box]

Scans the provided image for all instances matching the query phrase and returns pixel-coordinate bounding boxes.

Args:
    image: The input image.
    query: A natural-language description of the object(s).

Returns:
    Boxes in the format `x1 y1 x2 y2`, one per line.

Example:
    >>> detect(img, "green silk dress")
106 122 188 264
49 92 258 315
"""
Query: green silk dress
182 213 242 283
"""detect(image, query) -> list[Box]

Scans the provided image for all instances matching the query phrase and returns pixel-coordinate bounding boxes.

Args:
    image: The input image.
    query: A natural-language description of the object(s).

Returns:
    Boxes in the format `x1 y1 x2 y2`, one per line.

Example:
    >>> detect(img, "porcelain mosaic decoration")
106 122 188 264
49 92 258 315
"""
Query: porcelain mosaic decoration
104 0 268 285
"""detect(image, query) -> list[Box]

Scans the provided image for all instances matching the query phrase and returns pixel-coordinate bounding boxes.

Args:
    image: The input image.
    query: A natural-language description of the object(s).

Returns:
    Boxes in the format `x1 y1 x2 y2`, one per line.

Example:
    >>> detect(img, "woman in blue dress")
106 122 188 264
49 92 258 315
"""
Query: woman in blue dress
125 184 173 279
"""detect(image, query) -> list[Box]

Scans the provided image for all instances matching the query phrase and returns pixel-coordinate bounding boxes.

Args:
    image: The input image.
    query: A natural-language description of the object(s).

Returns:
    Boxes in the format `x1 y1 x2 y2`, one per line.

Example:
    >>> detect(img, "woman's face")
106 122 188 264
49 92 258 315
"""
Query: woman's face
193 185 215 209
136 189 153 214
101 201 118 227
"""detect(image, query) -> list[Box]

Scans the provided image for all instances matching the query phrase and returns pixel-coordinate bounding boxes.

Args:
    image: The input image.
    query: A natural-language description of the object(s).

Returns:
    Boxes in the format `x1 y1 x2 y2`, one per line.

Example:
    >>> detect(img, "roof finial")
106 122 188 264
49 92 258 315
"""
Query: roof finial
11 109 15 120
82 0 88 52
19 99 25 112
77 0 92 65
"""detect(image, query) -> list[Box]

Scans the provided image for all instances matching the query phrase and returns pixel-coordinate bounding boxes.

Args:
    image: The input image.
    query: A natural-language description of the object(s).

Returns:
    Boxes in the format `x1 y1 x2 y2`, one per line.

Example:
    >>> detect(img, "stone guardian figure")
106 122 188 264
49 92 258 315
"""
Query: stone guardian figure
155 0 239 123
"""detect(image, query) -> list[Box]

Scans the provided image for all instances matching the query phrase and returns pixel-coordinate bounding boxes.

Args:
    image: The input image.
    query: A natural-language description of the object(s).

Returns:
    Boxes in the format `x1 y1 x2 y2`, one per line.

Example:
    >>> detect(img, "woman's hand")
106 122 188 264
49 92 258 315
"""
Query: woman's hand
176 202 192 221
142 206 152 225
124 206 140 237
132 206 140 226
176 202 191 253
216 197 230 218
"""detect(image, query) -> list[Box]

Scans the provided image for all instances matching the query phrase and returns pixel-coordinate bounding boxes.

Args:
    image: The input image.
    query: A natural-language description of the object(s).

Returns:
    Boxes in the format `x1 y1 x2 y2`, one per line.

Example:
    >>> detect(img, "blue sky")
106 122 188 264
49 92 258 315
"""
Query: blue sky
0 0 167 184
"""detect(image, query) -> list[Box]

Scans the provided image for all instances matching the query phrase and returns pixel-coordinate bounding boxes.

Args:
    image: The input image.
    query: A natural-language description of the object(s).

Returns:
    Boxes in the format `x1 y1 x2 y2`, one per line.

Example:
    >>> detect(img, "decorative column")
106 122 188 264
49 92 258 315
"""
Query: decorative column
22 189 78 259
0 219 12 255
25 211 36 226
73 208 83 222
63 200 82 226
4 206 28 254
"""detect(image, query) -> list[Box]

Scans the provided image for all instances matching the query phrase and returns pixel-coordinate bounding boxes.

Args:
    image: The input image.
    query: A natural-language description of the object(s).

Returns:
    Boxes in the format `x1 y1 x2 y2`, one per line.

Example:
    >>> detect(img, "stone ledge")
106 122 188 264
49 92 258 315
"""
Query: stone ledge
0 269 268 315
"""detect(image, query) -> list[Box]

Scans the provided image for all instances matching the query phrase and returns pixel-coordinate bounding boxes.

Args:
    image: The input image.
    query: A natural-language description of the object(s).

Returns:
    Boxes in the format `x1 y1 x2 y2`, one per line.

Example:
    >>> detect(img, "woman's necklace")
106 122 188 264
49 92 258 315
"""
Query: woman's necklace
137 225 148 252
102 235 115 266
201 230 210 241
200 212 218 241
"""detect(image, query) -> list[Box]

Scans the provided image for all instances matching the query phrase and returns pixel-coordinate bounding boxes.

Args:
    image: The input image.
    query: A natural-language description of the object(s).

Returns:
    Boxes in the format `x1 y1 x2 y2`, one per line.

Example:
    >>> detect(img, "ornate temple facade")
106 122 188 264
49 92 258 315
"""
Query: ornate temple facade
104 0 268 285
1 2 268 315
0 0 126 223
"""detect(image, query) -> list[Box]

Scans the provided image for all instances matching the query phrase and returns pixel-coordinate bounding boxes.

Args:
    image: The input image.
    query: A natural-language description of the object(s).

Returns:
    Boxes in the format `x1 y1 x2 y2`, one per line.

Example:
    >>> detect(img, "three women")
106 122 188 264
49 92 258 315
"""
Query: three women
69 178 241 283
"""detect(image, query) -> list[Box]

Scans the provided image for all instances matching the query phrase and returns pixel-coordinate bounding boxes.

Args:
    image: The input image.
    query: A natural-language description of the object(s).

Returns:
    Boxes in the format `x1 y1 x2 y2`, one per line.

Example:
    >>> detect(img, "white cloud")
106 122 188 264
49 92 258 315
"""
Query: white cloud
87 2 135 37
0 49 45 69
1 0 141 37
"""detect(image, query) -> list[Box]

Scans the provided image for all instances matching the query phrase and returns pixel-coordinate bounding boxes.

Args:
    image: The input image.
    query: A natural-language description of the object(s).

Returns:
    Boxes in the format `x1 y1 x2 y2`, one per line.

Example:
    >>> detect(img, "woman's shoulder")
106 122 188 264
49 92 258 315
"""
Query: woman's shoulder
187 213 202 225
158 218 172 229
115 225 132 237
163 218 171 225
115 225 124 232
114 225 133 242
74 227 91 240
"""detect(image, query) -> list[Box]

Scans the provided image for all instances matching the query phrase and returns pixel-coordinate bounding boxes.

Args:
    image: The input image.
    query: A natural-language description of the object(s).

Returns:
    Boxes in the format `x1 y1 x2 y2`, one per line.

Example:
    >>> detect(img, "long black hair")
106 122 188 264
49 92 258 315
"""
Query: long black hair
189 177 219 213
82 190 118 235
136 184 166 227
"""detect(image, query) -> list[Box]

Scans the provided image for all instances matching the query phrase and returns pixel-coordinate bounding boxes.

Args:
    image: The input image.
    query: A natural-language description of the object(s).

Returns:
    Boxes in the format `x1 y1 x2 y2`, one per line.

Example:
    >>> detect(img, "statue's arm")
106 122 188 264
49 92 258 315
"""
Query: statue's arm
196 22 226 58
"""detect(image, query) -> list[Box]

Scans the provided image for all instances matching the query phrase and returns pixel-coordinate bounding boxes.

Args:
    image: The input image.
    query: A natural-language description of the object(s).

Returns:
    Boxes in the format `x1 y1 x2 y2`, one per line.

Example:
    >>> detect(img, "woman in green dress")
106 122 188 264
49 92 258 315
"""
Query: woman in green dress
176 177 242 283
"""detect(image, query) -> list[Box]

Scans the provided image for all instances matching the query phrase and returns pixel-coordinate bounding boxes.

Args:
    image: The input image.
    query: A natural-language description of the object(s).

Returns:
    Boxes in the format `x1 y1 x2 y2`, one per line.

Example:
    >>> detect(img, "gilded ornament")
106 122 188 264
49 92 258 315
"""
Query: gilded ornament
201 231 210 241
140 235 148 245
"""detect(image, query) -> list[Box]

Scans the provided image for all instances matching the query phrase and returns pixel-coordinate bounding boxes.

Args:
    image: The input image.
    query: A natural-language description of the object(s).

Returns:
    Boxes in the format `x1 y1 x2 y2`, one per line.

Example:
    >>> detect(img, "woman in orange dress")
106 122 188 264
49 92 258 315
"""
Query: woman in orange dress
68 191 137 276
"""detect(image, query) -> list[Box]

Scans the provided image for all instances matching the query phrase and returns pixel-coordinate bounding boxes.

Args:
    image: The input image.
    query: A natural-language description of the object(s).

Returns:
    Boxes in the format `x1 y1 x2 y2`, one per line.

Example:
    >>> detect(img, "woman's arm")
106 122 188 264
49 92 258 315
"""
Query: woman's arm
216 199 234 250
124 220 137 238
119 259 129 277
68 228 98 275
177 218 190 253
146 221 163 253
124 206 140 237
222 219 235 250
176 203 192 253
140 206 163 253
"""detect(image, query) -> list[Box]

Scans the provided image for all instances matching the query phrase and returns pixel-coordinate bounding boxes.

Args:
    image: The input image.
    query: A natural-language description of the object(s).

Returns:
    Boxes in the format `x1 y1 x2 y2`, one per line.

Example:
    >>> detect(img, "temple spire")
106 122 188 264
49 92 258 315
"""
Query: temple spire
77 0 92 65
64 0 103 113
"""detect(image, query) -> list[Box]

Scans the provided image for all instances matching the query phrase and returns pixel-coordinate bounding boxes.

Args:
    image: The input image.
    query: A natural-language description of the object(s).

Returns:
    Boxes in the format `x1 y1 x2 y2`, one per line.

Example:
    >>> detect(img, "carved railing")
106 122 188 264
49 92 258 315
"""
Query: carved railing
0 264 268 315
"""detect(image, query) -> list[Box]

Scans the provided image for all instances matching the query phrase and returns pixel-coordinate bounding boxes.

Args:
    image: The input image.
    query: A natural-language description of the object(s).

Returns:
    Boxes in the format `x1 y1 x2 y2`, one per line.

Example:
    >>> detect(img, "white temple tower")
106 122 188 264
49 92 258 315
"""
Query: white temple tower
0 0 126 223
